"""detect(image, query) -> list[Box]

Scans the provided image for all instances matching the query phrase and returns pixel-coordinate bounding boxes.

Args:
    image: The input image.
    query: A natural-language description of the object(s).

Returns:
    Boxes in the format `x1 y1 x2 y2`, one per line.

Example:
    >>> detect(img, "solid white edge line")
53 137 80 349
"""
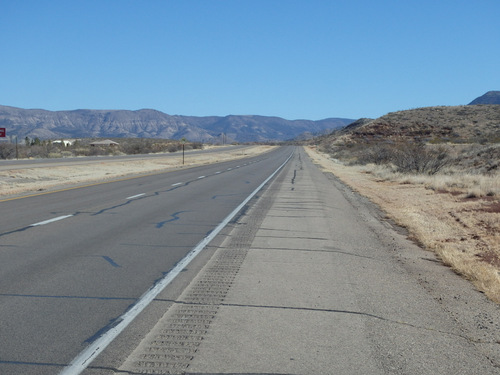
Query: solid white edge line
59 150 293 375
125 193 145 200
31 215 73 226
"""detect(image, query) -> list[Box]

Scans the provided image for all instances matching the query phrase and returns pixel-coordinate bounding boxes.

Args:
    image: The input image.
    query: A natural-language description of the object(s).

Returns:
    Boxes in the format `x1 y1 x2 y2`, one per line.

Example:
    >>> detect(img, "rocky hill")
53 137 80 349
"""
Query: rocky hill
315 105 500 176
334 105 500 144
0 105 353 143
469 91 500 105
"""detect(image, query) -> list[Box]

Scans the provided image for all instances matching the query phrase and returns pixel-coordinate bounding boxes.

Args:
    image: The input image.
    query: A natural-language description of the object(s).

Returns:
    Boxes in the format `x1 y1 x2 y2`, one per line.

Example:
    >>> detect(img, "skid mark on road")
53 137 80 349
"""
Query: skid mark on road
101 256 121 268
211 193 240 200
156 211 190 228
0 212 83 238
91 200 134 216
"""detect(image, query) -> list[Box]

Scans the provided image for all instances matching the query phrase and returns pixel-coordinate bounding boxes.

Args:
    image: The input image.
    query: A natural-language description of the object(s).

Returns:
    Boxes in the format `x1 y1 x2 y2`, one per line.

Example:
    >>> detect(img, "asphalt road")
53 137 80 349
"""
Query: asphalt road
0 145 293 375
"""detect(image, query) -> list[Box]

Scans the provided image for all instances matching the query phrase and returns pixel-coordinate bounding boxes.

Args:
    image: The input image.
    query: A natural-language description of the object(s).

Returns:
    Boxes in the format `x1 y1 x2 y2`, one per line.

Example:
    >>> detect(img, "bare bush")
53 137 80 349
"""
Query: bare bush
0 143 16 159
356 143 395 165
87 146 115 156
390 143 451 175
26 145 49 158
167 143 181 153
323 141 451 175
319 142 364 165
190 142 203 150
119 139 154 154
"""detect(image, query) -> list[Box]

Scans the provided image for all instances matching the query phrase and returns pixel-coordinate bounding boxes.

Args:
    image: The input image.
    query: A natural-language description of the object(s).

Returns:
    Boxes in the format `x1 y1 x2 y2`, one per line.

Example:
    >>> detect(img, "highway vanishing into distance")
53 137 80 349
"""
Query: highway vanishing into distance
0 146 292 374
1 146 499 374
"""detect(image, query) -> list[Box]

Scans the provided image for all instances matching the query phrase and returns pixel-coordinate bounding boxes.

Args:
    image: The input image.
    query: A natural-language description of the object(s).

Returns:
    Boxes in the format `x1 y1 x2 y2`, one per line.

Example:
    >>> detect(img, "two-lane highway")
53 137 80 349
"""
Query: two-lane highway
0 146 293 374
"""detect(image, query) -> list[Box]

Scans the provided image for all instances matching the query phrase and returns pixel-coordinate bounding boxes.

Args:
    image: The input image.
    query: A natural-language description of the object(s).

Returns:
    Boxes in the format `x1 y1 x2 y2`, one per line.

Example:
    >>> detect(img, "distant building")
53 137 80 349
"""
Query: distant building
53 139 77 146
90 140 119 147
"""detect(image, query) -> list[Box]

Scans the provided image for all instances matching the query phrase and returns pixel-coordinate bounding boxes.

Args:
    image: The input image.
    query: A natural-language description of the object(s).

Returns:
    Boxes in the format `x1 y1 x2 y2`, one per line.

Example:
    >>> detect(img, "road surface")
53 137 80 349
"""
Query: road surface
0 146 292 374
1 146 499 374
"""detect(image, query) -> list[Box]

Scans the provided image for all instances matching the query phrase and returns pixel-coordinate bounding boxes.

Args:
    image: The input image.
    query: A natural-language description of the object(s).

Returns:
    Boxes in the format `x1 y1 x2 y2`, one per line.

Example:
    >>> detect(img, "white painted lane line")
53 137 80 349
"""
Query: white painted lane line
171 182 183 186
31 215 73 227
59 151 294 375
126 193 145 200
215 171 221 174
197 176 206 179
227 168 232 170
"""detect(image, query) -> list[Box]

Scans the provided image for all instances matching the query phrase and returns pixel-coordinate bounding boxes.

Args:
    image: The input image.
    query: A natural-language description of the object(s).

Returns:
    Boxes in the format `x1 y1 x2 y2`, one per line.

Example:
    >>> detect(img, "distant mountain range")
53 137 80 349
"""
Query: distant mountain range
0 105 353 143
468 91 500 105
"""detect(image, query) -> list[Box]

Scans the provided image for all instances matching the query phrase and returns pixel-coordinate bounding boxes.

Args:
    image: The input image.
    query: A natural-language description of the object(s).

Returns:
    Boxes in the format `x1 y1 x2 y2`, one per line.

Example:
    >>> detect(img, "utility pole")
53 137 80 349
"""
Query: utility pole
181 138 186 165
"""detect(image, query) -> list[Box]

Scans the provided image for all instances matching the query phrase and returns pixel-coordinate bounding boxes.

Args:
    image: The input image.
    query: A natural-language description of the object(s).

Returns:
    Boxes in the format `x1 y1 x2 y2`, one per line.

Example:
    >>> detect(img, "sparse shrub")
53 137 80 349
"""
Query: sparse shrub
356 143 395 165
190 142 203 150
27 145 49 158
324 141 451 175
119 139 154 154
167 143 181 153
0 143 16 159
87 146 110 156
390 142 450 175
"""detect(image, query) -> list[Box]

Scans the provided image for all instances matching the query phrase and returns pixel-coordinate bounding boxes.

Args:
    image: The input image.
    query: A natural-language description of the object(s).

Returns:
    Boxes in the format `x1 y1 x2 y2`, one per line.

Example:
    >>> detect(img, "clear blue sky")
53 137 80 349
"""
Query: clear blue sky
1 0 499 120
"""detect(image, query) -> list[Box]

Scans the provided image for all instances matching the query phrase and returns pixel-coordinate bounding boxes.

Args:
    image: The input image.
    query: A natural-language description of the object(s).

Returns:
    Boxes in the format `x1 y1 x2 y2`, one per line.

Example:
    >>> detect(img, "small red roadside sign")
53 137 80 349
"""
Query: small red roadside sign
0 128 5 137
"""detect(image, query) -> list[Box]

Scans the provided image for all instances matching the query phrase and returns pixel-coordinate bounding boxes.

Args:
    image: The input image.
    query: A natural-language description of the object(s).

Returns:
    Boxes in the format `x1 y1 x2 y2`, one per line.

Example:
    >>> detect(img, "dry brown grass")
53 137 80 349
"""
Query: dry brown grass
371 166 500 198
304 146 500 303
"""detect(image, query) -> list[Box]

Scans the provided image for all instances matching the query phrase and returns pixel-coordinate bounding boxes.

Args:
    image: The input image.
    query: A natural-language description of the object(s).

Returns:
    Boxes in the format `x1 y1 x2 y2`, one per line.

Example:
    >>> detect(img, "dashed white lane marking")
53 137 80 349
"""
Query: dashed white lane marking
215 171 221 174
59 151 294 375
197 176 206 179
171 182 183 186
31 215 73 227
126 193 145 200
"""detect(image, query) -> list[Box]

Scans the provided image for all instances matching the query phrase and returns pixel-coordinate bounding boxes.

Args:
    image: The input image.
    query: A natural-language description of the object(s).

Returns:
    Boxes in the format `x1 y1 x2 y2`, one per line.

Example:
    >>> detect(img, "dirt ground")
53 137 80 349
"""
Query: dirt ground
304 146 500 304
0 146 274 198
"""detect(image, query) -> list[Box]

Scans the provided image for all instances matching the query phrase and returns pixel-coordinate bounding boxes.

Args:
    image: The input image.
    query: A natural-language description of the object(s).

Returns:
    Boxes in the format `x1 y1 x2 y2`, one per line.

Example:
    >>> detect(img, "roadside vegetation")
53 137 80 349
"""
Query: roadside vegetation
322 141 500 197
0 137 203 160
308 104 500 303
